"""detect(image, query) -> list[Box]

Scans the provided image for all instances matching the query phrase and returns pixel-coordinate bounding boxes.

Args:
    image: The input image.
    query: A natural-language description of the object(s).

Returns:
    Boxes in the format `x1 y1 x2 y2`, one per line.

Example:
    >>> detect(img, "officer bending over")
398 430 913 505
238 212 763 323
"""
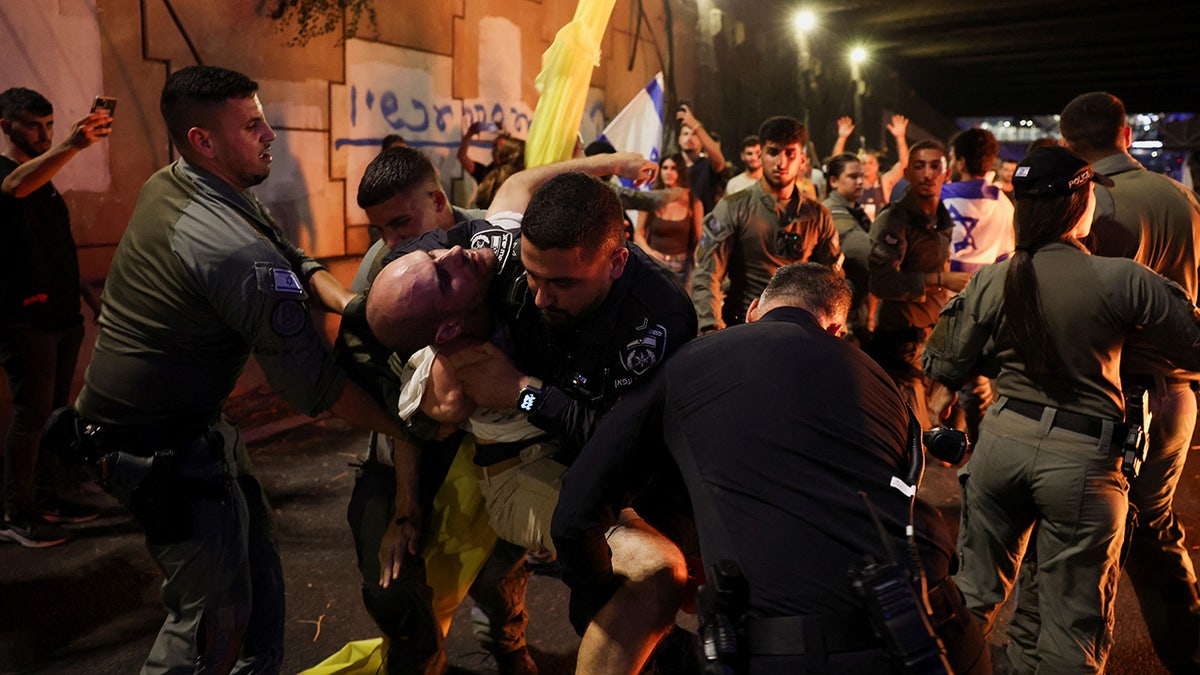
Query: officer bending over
552 262 989 674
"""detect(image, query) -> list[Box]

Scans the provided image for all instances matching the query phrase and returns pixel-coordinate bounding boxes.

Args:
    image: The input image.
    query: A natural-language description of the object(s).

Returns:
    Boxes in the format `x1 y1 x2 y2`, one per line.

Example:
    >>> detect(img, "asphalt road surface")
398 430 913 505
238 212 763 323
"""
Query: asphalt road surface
0 412 1189 674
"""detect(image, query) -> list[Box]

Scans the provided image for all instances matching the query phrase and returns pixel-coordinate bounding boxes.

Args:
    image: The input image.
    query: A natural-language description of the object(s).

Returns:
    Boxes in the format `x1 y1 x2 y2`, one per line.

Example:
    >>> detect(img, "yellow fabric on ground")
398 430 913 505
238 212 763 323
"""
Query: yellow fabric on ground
300 434 497 674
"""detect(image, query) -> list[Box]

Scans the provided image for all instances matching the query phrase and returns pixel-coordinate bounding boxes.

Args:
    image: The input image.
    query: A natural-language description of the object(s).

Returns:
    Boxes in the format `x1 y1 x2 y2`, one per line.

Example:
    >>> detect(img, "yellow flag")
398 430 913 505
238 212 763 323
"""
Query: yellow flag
525 0 618 167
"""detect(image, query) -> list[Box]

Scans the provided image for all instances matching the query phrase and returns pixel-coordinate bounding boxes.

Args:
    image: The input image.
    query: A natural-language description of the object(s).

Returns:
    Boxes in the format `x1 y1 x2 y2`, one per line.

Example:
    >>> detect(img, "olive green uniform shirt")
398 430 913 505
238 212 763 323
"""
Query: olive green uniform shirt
1088 152 1200 380
923 242 1200 421
78 158 346 426
691 180 839 331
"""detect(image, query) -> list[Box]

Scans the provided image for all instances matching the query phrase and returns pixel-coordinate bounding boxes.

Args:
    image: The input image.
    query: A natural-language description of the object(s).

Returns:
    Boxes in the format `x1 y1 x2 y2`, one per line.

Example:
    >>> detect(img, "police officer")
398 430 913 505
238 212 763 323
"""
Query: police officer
923 146 1200 673
1055 91 1200 674
553 263 989 674
691 116 840 333
74 65 408 673
868 140 969 429
369 171 699 675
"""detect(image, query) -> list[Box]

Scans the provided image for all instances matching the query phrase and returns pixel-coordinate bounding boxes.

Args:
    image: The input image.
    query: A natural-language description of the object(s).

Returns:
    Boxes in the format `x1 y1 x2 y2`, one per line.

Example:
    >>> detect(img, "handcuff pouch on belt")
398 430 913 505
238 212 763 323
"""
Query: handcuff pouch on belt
1121 386 1151 479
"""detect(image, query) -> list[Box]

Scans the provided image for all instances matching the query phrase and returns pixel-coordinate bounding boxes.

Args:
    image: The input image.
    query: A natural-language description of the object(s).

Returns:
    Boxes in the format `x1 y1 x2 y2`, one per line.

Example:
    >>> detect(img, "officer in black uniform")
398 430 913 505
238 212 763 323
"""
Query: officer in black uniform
552 263 989 674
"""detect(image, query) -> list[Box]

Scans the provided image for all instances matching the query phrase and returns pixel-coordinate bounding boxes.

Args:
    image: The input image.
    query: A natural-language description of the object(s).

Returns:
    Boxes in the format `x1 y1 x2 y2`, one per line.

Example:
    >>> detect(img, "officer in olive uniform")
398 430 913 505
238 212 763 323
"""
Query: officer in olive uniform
1050 92 1200 674
868 140 969 428
76 66 406 673
923 146 1200 672
691 116 840 333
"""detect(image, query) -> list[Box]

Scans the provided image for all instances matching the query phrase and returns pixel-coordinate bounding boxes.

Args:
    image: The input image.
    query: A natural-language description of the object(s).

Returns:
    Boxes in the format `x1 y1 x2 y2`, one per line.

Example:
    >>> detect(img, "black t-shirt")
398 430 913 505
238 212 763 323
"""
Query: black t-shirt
470 161 493 184
0 156 81 329
688 155 720 214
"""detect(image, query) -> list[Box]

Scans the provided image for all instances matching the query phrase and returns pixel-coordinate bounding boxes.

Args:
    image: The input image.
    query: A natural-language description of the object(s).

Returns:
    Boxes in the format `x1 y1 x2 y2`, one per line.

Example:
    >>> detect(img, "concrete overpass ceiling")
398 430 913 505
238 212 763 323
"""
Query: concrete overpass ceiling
788 0 1200 116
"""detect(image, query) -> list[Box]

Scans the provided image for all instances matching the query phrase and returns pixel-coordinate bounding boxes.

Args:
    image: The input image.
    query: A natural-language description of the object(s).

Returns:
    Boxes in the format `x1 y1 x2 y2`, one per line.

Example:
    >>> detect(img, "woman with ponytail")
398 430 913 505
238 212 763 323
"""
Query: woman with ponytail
923 146 1200 673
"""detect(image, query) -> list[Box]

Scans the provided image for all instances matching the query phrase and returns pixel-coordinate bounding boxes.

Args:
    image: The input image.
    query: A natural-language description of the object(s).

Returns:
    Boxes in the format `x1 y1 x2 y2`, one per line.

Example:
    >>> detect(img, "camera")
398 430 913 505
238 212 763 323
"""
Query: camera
922 427 968 466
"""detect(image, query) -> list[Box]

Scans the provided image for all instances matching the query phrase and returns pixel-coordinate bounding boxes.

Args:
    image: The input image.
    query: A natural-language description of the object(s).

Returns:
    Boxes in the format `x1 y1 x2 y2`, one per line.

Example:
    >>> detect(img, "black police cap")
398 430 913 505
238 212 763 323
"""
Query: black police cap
1012 146 1114 199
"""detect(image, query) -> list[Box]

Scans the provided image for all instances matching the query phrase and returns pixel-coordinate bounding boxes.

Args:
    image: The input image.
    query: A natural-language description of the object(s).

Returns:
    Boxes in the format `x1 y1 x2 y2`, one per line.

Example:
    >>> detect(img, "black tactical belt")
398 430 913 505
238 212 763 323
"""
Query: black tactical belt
745 612 876 656
1004 398 1124 441
83 415 217 456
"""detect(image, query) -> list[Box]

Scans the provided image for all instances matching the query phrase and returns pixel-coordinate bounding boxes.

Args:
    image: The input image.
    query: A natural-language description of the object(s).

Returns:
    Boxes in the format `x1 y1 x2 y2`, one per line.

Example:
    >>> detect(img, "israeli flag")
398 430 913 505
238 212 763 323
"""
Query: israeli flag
597 72 664 189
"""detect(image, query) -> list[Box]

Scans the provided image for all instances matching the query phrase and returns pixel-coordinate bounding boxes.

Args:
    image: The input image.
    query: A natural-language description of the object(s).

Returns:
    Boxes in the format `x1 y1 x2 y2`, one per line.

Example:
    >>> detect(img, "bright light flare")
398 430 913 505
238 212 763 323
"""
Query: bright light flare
849 46 868 64
793 10 816 33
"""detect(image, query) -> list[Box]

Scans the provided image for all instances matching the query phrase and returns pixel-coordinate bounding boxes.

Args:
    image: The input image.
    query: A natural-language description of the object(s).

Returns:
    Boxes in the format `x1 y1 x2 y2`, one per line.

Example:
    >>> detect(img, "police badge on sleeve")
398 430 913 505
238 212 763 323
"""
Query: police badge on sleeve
621 323 667 375
469 227 517 273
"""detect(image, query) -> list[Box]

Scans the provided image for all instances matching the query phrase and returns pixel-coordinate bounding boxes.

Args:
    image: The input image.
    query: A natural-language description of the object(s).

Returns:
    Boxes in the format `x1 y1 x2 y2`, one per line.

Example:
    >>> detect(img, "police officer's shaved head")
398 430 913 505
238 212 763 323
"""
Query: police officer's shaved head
749 263 850 331
161 66 259 150
1059 91 1127 155
522 172 624 255
358 147 439 209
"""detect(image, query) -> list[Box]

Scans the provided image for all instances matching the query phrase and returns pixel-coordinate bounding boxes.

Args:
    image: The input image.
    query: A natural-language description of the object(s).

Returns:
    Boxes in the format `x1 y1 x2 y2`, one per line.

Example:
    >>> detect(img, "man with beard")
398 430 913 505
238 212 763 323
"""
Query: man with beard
368 171 699 675
0 87 109 547
691 116 840 333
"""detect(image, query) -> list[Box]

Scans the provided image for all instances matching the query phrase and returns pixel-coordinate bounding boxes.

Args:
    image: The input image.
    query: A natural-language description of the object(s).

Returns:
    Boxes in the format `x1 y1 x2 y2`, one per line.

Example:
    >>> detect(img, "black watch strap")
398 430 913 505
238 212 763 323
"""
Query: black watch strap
516 376 545 415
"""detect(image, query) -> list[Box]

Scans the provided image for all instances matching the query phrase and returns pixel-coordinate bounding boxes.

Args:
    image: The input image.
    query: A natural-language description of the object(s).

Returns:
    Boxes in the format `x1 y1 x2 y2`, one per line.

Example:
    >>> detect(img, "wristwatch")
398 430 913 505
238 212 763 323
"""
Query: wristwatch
516 376 545 415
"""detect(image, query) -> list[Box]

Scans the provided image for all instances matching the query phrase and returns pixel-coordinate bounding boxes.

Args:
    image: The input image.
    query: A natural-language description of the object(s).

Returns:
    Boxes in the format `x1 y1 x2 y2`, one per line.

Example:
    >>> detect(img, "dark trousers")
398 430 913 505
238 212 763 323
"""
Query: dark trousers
869 327 933 429
0 321 84 521
104 418 285 674
347 459 529 675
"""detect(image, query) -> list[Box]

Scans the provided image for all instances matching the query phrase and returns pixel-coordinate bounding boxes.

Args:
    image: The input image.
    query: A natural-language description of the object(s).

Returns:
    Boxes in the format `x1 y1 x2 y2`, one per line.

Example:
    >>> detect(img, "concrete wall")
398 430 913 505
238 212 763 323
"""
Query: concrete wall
0 0 952 420
0 0 684 411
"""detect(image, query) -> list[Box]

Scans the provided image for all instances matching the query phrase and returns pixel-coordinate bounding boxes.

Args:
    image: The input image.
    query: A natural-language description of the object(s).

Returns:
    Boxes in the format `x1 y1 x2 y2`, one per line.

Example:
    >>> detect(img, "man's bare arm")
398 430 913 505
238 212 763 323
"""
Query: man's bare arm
676 104 725 173
2 111 111 198
306 268 356 314
486 152 657 217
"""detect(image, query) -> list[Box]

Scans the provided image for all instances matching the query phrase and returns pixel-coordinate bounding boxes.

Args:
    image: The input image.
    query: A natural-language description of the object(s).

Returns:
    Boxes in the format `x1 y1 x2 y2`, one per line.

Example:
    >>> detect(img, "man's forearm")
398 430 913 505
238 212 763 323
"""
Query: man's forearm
306 269 355 314
695 127 726 173
1 142 80 198
390 435 421 520
330 379 406 438
487 152 654 217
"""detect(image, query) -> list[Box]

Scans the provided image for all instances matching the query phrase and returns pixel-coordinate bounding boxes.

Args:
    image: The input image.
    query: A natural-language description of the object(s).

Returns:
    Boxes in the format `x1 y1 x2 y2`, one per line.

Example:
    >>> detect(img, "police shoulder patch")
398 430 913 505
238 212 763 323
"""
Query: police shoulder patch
621 322 667 375
470 228 516 273
272 300 309 337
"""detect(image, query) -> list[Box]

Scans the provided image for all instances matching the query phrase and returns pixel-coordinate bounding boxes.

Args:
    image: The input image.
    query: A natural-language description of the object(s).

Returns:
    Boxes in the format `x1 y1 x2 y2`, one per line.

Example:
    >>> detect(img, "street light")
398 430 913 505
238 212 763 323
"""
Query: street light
793 9 816 34
849 46 868 142
793 9 817 127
